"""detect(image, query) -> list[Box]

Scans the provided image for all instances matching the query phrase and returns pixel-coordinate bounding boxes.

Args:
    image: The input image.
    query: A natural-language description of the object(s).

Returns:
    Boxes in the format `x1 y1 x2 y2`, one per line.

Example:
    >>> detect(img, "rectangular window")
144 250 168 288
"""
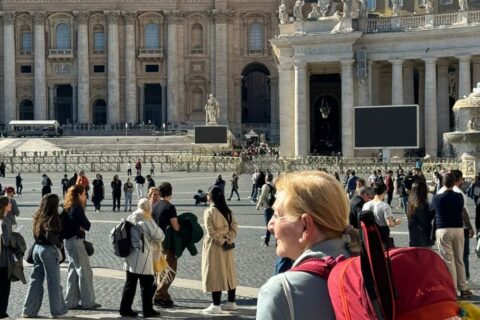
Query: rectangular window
145 64 159 73
21 32 32 51
440 0 453 4
93 65 105 73
94 32 105 51
20 65 32 74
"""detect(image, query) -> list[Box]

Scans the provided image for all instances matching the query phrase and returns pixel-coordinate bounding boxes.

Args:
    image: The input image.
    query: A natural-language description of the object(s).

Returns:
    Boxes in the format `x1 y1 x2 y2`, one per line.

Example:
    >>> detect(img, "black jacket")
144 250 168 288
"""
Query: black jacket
349 194 365 228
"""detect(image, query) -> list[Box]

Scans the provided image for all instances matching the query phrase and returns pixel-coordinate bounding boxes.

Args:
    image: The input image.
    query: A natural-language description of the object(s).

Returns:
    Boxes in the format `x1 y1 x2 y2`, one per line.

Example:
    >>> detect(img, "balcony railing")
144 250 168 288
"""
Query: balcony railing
48 48 74 60
19 49 32 55
138 48 164 60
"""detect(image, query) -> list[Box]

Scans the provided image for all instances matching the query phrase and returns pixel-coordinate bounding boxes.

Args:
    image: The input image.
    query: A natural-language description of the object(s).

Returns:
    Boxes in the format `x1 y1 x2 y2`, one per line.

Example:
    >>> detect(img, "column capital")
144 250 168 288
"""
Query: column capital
422 57 437 65
278 63 293 71
211 9 231 24
165 10 183 24
340 59 355 67
2 11 16 24
33 11 46 25
389 59 404 66
73 11 89 24
105 10 120 24
458 55 472 63
293 61 308 70
122 11 137 25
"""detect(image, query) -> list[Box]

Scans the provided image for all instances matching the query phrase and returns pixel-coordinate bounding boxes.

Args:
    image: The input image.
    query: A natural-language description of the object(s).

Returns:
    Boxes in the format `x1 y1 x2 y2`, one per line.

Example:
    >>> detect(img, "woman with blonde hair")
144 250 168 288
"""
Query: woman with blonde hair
120 198 164 318
22 194 68 318
63 185 100 310
256 171 361 320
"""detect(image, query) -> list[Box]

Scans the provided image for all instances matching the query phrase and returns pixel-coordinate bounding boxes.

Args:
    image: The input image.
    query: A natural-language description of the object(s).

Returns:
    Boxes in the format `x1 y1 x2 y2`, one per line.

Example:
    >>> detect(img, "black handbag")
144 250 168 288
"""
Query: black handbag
84 240 94 256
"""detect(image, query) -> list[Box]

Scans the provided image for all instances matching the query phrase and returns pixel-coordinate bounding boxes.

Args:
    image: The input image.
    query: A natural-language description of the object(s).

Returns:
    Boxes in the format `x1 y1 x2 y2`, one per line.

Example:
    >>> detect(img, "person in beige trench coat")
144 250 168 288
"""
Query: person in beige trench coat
201 186 239 314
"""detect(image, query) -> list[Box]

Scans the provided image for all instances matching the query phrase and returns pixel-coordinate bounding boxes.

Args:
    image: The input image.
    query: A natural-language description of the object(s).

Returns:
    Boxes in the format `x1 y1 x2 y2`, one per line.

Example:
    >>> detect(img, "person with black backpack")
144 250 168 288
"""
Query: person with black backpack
256 173 275 247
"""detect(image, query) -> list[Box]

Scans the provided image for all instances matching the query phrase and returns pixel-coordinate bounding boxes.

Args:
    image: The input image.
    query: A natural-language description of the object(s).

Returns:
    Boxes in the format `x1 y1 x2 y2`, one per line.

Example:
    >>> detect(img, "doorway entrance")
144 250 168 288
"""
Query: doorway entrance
144 84 162 125
310 74 342 155
241 63 271 124
55 85 73 124
19 100 34 120
92 99 107 125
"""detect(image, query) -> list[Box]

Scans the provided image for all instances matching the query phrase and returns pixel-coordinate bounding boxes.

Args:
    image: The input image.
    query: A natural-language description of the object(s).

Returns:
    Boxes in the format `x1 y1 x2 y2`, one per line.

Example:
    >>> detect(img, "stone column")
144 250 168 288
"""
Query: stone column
48 85 56 119
472 57 480 88
33 12 47 120
75 11 90 123
72 84 77 124
458 55 472 98
3 12 16 123
106 11 120 123
278 63 295 157
123 12 137 123
423 58 437 156
214 10 229 124
403 61 415 104
357 63 369 107
390 59 404 105
437 60 450 152
161 84 167 124
294 62 309 158
166 11 180 122
270 76 279 139
371 62 381 105
341 59 355 157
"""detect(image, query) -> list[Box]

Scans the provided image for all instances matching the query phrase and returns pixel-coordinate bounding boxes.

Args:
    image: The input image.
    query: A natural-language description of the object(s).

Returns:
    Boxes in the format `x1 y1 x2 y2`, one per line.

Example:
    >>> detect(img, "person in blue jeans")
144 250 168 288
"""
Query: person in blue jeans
256 173 275 246
22 194 68 318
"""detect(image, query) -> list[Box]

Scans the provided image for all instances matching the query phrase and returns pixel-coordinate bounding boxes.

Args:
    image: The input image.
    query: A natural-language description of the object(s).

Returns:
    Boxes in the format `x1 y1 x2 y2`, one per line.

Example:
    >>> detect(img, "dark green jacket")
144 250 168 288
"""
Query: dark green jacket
163 212 204 258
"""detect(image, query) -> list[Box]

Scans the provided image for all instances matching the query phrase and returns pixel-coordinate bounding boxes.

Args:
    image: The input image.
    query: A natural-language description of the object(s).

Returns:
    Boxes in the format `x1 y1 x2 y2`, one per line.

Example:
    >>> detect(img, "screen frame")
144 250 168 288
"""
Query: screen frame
353 104 420 149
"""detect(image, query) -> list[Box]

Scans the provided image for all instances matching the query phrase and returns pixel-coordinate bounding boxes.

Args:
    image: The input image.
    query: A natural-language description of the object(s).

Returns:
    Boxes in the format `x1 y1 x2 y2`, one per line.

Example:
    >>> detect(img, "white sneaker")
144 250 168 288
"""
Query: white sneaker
203 304 222 314
221 302 238 311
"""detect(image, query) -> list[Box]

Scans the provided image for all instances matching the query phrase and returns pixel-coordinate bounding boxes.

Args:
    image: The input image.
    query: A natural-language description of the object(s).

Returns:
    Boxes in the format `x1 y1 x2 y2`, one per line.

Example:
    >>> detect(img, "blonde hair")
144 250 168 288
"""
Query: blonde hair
137 198 152 220
275 171 360 253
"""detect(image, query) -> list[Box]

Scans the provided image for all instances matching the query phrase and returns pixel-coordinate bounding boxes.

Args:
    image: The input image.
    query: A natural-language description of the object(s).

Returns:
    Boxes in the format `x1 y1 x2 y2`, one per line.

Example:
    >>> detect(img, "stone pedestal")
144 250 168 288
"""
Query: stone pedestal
194 125 228 144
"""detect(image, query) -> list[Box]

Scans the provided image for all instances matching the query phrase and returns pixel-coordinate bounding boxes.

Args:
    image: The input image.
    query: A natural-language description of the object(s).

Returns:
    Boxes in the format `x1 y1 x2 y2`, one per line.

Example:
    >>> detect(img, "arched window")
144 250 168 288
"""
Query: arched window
93 24 105 51
56 23 70 49
249 23 263 52
191 23 203 51
192 87 204 111
145 23 159 49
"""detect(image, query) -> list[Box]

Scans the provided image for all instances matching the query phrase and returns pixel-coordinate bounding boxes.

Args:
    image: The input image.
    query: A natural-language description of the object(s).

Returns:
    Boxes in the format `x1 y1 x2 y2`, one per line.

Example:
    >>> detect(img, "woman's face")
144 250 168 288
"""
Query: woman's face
268 191 306 260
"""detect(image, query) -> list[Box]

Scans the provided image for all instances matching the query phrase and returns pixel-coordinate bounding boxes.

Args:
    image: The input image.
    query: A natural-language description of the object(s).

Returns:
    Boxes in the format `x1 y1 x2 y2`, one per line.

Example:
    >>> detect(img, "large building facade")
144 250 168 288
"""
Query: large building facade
0 0 280 139
272 0 480 158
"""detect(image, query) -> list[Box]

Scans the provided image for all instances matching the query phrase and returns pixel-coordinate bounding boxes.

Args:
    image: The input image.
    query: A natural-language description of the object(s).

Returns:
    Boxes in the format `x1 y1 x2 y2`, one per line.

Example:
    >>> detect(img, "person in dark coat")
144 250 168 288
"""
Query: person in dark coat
111 175 122 212
407 181 434 247
213 175 226 193
349 186 373 228
91 174 104 213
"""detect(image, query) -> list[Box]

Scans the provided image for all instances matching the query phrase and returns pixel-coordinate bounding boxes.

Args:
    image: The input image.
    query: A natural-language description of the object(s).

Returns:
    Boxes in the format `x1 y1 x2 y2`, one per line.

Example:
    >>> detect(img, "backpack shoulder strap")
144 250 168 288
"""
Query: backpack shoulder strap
290 256 341 278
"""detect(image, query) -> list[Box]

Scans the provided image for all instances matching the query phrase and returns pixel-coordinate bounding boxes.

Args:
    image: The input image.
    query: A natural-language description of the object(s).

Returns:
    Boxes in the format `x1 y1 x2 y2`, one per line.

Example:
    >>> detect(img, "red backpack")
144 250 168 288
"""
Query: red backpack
290 211 459 320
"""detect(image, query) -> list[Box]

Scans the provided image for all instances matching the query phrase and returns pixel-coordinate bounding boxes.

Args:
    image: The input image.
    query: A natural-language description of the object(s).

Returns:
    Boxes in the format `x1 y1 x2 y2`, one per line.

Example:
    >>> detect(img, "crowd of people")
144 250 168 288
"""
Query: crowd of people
2 164 480 318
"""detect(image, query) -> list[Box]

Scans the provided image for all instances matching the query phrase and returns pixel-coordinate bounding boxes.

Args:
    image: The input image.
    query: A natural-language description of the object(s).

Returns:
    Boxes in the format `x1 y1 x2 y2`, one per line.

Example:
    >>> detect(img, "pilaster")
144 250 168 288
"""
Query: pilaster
213 9 230 124
403 61 414 105
3 12 16 123
75 11 90 123
458 55 472 98
105 11 120 123
165 11 182 123
34 12 47 119
294 61 309 158
123 11 137 123
437 59 450 153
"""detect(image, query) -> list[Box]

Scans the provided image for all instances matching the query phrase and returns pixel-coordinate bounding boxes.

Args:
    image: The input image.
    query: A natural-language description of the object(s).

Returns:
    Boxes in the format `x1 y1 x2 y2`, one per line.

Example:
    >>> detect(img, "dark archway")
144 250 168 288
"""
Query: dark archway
241 63 271 124
310 74 342 155
92 99 107 125
56 85 72 124
19 99 34 120
144 84 162 125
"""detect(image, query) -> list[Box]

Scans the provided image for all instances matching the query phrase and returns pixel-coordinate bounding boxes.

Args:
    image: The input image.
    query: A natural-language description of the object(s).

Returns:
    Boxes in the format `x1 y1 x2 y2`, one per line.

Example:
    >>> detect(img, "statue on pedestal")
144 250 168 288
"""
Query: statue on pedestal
205 93 219 125
459 0 469 11
279 0 288 24
308 3 321 20
293 0 305 21
392 0 403 16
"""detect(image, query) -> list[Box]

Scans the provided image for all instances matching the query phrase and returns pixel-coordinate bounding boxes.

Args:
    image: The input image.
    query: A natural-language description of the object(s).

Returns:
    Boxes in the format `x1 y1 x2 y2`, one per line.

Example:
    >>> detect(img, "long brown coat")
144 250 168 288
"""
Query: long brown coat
201 206 238 292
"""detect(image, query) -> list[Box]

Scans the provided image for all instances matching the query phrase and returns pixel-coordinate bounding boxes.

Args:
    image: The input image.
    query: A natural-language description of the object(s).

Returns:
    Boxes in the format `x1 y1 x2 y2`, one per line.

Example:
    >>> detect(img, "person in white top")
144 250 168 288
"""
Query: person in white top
362 182 401 248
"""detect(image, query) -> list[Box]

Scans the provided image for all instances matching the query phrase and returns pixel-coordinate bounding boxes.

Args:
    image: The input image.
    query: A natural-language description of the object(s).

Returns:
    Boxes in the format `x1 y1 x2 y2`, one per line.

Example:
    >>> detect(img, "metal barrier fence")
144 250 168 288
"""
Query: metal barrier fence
0 152 465 176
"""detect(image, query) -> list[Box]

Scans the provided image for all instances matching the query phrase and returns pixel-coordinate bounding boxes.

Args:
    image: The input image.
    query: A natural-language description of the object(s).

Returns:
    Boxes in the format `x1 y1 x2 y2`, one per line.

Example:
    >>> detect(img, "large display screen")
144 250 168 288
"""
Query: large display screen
194 126 228 144
354 105 419 149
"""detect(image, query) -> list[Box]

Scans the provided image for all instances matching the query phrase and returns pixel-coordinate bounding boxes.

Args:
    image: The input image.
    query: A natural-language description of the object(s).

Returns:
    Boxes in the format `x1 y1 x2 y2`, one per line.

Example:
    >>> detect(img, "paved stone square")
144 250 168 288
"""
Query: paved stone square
2 170 480 319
